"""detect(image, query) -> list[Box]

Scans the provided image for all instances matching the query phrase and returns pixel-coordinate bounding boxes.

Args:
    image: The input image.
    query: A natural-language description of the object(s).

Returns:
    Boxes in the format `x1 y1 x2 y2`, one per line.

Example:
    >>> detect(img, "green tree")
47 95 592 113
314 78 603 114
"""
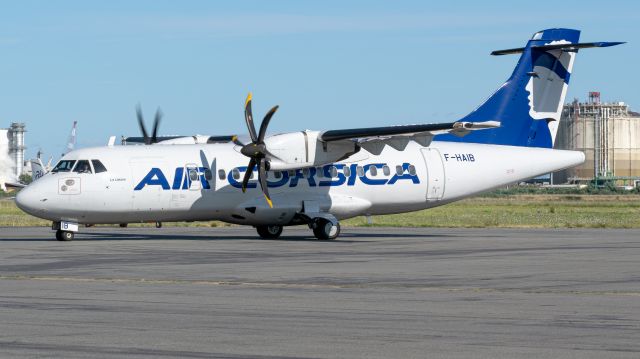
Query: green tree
19 173 32 185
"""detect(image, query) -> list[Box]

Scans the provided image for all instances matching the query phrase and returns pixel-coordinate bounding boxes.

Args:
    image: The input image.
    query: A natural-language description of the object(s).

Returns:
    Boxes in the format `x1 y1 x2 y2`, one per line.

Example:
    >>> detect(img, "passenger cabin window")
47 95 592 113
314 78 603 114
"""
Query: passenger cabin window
52 160 76 173
369 165 378 177
274 171 282 179
343 166 351 177
356 166 364 177
73 160 92 174
218 169 226 180
316 167 324 178
383 165 390 176
91 160 107 173
329 166 338 178
395 165 403 175
408 165 417 176
188 169 199 181
232 169 240 180
204 169 213 181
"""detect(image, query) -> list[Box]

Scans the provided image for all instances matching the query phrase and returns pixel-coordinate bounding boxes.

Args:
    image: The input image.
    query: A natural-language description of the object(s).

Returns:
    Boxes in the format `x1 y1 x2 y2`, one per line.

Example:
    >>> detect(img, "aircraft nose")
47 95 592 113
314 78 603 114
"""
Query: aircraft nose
15 186 44 216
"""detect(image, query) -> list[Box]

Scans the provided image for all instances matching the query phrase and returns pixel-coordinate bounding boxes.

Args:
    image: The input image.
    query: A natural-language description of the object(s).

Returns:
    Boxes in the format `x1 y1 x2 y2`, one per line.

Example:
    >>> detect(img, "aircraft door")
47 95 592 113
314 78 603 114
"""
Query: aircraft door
420 148 445 201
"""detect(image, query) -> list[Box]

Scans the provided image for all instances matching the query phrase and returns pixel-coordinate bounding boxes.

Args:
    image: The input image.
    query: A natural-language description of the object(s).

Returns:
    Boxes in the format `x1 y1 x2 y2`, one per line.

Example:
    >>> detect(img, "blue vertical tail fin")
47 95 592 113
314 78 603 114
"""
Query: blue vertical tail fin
435 28 623 148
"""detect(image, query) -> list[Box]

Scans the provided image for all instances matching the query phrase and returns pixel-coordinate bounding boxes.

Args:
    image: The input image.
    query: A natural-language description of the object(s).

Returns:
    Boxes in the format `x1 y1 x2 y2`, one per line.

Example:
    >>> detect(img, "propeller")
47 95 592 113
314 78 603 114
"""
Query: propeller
239 92 279 208
136 104 163 145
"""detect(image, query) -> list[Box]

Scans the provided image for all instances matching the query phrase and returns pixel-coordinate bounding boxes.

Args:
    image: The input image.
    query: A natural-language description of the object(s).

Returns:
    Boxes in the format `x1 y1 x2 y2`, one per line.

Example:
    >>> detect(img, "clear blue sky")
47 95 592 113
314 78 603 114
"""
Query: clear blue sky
0 0 636 160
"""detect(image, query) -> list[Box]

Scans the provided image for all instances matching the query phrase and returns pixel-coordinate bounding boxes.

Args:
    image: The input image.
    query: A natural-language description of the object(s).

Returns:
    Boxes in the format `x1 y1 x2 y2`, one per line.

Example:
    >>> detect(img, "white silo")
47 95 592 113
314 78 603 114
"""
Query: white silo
0 127 16 187
9 123 26 178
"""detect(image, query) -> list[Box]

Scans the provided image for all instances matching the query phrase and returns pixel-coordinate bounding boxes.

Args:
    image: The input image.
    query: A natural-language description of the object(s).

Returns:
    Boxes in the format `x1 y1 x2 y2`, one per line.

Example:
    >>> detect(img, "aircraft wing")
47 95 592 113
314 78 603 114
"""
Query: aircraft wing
123 135 187 144
318 121 500 154
320 121 499 142
4 181 26 189
123 135 244 145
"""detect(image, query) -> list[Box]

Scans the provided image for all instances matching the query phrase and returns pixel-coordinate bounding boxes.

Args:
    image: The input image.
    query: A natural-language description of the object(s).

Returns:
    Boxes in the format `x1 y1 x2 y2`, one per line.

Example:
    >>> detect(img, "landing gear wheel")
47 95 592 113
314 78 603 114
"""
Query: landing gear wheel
155 221 162 228
256 225 283 239
313 219 340 240
119 223 128 228
56 230 74 241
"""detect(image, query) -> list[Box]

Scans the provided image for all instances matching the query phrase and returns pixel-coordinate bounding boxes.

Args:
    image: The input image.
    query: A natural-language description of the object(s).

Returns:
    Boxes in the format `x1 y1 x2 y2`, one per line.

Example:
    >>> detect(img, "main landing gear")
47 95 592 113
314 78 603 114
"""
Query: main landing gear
311 218 340 240
255 218 341 240
256 225 283 239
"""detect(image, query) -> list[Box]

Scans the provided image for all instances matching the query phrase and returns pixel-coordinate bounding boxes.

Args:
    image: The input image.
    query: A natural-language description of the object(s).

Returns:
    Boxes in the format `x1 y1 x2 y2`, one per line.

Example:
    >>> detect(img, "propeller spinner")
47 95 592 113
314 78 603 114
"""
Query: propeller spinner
239 93 279 208
136 104 163 145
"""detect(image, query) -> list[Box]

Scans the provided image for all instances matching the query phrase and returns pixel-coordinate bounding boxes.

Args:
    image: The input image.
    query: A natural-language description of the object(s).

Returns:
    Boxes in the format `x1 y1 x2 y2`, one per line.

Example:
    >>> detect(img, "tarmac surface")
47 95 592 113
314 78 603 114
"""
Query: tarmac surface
0 226 639 358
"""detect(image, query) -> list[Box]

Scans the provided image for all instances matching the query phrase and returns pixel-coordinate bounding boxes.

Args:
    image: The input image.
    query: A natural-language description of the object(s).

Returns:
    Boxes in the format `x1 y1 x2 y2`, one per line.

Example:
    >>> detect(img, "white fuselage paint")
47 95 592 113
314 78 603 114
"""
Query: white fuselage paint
16 141 585 226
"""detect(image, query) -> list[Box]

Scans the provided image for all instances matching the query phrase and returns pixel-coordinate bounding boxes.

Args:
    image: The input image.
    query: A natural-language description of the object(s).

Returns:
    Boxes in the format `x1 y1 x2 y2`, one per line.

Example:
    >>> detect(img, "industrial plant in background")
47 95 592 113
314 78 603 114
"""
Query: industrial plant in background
555 92 640 187
0 123 26 185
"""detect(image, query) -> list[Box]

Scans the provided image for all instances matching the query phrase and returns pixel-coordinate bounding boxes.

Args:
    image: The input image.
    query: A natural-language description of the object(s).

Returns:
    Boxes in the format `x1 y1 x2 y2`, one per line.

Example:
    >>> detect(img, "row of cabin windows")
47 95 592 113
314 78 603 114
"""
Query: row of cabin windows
50 161 416 181
49 161 416 181
51 159 108 174
190 168 213 182
218 164 416 181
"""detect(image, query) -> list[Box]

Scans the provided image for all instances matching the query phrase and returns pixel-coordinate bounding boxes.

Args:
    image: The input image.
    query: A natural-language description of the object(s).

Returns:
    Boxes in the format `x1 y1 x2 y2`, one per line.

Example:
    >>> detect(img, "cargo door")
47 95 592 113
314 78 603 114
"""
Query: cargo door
420 148 445 201
129 158 168 212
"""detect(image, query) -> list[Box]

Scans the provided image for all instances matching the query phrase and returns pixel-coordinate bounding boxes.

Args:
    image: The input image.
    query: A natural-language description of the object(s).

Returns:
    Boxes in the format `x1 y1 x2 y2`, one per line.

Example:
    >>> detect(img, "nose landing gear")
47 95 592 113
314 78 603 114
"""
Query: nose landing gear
52 221 79 241
55 230 74 241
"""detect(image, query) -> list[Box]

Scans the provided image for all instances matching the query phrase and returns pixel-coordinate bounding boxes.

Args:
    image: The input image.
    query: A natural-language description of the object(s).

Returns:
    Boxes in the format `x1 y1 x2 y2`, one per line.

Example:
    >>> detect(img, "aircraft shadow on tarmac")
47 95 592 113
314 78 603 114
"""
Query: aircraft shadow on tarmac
83 232 364 242
1 229 456 242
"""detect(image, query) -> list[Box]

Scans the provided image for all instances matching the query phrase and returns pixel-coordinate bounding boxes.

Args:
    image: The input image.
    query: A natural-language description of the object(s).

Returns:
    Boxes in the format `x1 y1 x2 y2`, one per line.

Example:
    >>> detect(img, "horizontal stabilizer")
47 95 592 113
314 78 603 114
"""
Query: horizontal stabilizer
491 41 625 56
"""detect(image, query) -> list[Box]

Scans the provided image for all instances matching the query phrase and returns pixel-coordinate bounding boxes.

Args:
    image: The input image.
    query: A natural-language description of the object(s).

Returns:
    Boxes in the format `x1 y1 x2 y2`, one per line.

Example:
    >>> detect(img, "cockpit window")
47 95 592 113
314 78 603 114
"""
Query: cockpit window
73 160 92 174
91 160 107 173
52 160 76 173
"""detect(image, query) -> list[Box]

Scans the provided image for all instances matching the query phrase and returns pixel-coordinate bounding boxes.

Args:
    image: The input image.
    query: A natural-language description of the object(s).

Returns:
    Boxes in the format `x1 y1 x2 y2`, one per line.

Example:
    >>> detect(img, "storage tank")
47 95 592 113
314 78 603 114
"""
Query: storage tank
554 95 640 184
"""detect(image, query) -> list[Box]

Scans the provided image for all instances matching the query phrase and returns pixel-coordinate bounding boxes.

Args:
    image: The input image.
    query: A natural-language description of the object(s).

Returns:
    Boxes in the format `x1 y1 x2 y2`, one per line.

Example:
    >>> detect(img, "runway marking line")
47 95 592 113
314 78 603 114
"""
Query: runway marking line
1 275 640 297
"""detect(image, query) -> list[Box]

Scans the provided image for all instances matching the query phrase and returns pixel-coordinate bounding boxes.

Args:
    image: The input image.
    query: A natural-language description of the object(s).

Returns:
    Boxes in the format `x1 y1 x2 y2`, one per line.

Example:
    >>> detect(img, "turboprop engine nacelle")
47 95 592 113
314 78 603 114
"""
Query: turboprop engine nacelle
263 131 358 171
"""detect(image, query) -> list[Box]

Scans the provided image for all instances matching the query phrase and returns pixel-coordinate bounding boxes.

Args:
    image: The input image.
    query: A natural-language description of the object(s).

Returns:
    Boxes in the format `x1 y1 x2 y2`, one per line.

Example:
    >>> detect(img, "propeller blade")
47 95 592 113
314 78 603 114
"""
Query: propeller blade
257 105 279 143
151 108 163 144
136 104 150 144
241 158 257 193
244 92 258 143
258 158 273 208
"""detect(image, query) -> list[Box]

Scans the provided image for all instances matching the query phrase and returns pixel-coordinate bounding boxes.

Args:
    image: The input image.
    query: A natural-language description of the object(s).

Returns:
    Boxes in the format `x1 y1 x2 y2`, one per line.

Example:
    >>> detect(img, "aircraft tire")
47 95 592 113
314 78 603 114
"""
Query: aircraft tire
313 219 340 240
56 230 74 241
119 223 128 228
256 225 283 239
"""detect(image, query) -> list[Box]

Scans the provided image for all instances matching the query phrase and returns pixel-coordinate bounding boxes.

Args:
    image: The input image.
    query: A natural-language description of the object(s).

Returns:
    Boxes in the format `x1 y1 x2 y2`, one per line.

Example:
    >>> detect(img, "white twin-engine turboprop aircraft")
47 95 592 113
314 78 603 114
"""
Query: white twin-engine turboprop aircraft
16 29 623 241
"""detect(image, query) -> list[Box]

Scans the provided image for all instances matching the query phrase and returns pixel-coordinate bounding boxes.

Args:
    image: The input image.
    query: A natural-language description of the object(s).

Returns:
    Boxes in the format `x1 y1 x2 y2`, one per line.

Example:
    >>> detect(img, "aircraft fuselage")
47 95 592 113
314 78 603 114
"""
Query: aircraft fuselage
17 141 584 226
